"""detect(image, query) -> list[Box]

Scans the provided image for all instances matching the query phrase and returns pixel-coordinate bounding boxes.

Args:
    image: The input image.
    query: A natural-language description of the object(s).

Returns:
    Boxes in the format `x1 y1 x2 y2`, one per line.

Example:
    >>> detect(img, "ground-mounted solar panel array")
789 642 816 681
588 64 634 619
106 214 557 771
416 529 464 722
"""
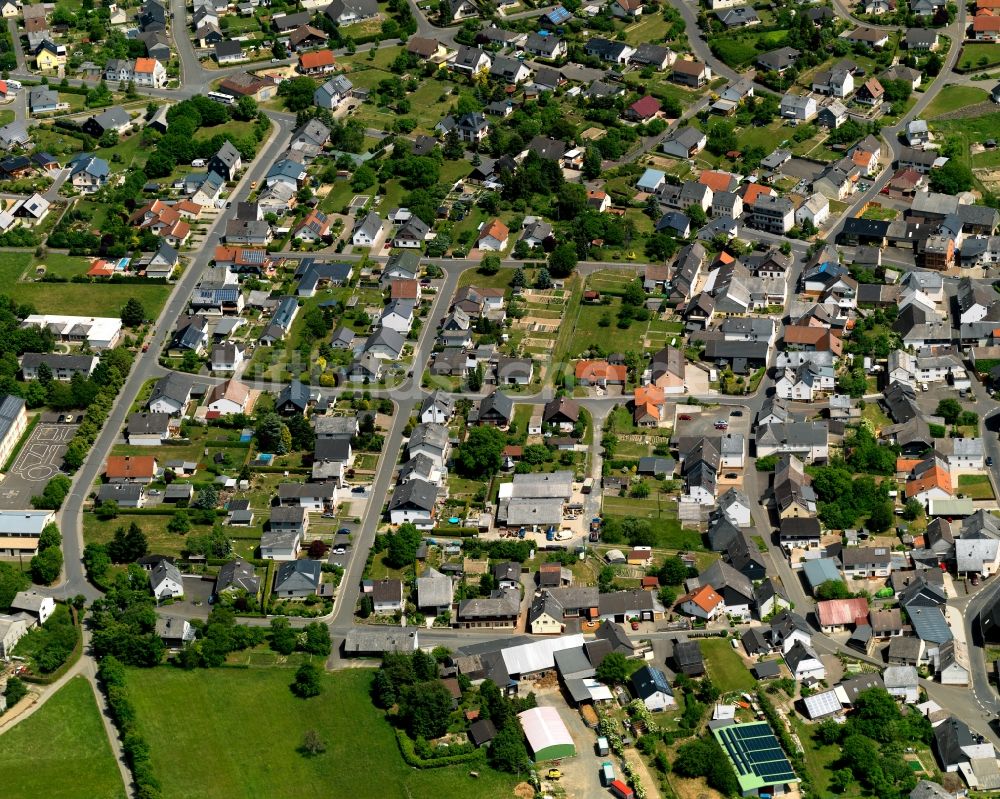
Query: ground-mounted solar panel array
712 721 799 792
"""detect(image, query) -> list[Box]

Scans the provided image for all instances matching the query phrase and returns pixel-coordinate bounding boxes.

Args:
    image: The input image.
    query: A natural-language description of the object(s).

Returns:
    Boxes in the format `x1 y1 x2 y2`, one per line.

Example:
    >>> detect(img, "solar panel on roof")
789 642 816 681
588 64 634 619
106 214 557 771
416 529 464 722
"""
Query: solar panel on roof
714 721 798 789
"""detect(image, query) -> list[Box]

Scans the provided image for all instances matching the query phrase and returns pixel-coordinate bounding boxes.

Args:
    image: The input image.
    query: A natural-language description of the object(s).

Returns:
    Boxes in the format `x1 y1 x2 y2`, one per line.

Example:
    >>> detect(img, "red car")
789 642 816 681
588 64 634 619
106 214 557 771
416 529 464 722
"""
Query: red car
678 414 692 421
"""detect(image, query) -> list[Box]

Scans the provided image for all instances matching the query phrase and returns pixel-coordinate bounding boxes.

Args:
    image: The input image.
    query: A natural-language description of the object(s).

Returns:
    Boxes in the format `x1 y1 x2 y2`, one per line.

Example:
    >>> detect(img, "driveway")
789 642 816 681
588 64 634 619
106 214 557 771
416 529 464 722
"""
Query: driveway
164 575 215 619
535 687 608 799
0 421 77 509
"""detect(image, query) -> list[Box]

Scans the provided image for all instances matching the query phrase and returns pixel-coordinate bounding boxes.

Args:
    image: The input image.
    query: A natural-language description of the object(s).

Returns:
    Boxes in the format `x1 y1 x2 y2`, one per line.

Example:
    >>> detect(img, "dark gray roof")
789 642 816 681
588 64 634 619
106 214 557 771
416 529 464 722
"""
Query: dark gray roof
389 478 437 511
275 559 321 592
277 379 310 410
216 558 260 594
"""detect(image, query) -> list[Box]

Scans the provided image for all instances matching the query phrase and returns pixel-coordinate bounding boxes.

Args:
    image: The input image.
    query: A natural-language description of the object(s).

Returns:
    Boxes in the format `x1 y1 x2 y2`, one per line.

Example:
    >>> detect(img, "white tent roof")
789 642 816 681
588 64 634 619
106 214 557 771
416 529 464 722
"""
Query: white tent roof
518 706 573 755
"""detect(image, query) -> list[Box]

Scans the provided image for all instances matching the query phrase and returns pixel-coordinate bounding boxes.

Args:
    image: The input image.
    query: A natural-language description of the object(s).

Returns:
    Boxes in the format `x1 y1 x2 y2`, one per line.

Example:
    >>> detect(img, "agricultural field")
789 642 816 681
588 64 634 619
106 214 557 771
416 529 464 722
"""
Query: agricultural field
126 667 519 799
0 677 126 799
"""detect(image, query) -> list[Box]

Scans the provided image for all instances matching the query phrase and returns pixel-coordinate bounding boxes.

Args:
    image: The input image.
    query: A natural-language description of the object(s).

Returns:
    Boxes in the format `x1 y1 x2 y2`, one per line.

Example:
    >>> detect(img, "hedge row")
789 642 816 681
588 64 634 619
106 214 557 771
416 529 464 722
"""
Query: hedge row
98 656 163 799
430 526 479 538
394 729 485 769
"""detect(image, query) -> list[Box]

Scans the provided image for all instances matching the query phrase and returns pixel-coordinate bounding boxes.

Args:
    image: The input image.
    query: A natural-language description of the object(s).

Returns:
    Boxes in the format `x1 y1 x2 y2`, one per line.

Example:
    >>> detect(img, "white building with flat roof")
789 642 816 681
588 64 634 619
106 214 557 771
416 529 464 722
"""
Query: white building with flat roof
21 314 123 350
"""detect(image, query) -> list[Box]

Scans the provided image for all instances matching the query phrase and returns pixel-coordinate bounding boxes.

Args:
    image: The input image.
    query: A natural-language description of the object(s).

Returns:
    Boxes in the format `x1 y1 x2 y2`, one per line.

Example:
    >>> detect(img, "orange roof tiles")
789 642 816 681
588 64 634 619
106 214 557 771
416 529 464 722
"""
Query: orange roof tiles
698 170 735 192
134 57 157 73
575 360 627 382
634 385 665 407
105 455 157 479
299 50 334 69
687 584 723 613
974 14 1000 29
905 466 952 498
741 183 772 206
479 218 509 242
896 457 922 473
87 260 114 277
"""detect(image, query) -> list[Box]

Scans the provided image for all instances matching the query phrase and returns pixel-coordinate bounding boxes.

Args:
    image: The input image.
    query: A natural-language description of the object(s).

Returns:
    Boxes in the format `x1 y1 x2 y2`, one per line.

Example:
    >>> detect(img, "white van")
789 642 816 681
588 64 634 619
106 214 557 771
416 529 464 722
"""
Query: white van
191 158 206 167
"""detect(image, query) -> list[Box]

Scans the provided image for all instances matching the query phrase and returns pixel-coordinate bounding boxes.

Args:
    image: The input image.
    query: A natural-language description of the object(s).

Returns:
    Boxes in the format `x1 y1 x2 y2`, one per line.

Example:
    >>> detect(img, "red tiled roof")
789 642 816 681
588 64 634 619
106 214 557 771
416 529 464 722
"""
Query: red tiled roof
686 584 723 613
699 170 735 192
299 50 334 69
575 360 627 382
905 466 952 498
817 598 869 627
479 218 509 243
741 183 772 205
105 455 156 479
629 95 661 119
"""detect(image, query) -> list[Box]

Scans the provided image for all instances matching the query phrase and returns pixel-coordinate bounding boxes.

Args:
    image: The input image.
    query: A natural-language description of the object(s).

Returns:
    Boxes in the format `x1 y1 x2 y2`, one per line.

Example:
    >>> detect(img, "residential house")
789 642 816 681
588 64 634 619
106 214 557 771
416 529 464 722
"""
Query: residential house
150 560 184 599
206 378 251 415
274 560 322 598
672 59 710 88
816 597 870 633
662 126 707 159
126 412 170 446
630 665 676 711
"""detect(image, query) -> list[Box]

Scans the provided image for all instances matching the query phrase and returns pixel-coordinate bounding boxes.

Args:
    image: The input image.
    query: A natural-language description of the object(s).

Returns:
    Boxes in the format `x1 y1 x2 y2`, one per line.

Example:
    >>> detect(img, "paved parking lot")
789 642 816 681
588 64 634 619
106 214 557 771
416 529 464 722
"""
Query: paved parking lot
673 404 751 441
0 421 77 509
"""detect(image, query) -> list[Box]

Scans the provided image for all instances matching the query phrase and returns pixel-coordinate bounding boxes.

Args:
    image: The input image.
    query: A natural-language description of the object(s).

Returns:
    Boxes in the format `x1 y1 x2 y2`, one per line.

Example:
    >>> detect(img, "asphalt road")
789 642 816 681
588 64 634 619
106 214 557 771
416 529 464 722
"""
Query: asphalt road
56 113 295 602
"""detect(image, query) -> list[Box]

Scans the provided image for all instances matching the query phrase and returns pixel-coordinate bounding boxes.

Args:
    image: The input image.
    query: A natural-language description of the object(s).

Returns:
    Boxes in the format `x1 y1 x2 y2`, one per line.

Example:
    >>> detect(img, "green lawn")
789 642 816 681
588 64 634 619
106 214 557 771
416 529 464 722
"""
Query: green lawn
83 512 220 558
700 638 756 693
923 85 989 118
958 473 994 500
193 119 259 142
127 667 518 799
569 302 647 357
0 676 126 799
602 497 704 550
15 281 171 318
622 14 670 46
973 148 1000 168
35 253 90 279
709 29 789 69
0 252 172 316
958 43 1000 71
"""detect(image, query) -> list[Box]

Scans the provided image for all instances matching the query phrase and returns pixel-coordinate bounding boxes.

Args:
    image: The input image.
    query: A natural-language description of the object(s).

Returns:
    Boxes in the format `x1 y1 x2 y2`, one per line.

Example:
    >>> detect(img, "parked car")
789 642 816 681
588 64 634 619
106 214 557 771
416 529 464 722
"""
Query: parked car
678 414 692 421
